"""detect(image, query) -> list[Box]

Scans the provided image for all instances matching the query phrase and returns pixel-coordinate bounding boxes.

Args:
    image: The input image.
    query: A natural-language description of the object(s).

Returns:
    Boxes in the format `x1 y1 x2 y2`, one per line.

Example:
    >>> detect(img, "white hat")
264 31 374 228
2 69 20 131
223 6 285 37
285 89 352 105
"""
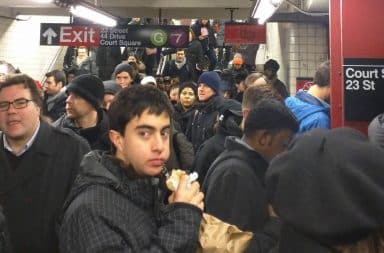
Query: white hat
140 76 157 85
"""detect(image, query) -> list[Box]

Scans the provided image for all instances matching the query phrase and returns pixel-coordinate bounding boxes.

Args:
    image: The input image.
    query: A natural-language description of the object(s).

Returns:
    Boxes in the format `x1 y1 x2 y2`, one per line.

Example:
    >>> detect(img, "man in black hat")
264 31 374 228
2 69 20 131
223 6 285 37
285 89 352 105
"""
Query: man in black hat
264 59 289 99
185 71 225 151
54 74 110 150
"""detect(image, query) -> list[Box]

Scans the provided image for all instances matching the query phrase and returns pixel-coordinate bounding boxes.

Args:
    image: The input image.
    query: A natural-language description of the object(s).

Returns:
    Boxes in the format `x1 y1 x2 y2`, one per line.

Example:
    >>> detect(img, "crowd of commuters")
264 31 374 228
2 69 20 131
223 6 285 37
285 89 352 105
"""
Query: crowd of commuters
0 17 383 253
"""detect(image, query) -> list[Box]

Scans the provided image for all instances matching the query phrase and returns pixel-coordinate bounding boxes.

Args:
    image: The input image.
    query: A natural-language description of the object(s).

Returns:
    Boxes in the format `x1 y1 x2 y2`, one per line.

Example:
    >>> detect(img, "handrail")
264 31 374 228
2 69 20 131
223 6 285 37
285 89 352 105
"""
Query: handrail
40 46 66 83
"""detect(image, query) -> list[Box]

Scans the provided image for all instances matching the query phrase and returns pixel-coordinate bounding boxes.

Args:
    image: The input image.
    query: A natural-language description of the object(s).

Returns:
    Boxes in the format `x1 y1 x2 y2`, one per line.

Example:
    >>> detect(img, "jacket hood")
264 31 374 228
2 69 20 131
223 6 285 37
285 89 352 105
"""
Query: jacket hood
285 91 329 122
216 99 242 137
217 114 242 137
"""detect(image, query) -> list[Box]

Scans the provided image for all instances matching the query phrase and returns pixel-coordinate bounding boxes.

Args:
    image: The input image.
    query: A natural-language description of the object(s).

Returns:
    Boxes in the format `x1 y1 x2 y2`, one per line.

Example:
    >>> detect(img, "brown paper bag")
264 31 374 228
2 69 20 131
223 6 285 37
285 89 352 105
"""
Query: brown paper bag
196 213 253 253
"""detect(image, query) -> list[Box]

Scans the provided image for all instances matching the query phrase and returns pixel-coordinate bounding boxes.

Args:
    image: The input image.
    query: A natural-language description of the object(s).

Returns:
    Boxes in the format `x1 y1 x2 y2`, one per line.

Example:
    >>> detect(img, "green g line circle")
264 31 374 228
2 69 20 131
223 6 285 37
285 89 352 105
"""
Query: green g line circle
151 29 167 46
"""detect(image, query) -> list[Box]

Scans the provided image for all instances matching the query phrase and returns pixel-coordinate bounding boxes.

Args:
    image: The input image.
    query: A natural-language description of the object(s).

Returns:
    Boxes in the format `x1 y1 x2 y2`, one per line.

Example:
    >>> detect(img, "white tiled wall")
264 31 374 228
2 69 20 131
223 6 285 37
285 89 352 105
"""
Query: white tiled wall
255 22 328 95
0 15 69 81
286 23 328 94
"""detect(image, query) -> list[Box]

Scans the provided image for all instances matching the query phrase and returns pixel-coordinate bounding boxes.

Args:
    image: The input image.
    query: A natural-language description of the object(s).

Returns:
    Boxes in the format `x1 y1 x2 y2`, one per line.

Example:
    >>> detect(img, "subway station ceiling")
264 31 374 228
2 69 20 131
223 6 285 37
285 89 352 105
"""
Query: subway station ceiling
0 0 329 21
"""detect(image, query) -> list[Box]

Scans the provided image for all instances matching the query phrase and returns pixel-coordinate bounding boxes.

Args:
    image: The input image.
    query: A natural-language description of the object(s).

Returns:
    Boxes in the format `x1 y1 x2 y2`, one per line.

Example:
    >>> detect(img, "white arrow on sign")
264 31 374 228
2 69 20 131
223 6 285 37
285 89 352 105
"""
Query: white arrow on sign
42 27 57 45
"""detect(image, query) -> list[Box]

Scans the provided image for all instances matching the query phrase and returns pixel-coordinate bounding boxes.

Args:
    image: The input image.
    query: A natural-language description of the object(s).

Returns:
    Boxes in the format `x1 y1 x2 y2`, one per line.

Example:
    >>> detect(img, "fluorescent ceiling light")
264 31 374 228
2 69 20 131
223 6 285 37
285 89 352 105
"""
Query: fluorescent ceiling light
70 3 117 27
252 0 283 24
34 0 52 3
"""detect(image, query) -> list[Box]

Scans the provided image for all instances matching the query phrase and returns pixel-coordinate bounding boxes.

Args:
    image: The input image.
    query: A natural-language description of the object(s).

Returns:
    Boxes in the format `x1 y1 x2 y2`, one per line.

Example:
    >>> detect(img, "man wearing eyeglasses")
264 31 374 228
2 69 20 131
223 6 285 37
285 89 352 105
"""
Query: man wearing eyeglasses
0 73 90 252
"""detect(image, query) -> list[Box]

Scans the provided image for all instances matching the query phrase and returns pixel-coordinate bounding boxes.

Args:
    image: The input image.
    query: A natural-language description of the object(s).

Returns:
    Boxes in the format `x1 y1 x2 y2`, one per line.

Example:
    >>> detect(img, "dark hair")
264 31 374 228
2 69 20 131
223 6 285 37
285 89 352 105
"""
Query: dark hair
169 83 179 91
127 52 139 61
314 60 330 87
244 99 298 138
242 84 284 109
128 61 138 71
264 59 280 72
234 72 248 84
45 69 67 86
108 85 173 136
0 73 43 108
189 28 197 39
179 81 197 96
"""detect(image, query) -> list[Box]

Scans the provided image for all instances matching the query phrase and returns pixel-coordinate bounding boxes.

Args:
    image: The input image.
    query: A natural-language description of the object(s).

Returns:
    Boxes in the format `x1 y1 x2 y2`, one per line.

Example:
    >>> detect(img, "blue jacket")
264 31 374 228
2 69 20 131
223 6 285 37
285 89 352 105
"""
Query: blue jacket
285 90 330 134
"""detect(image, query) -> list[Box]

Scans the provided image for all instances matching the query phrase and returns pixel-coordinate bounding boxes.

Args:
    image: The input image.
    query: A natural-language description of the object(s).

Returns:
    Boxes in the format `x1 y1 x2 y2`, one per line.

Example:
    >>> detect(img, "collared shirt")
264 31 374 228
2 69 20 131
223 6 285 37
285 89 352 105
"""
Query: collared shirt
3 120 40 156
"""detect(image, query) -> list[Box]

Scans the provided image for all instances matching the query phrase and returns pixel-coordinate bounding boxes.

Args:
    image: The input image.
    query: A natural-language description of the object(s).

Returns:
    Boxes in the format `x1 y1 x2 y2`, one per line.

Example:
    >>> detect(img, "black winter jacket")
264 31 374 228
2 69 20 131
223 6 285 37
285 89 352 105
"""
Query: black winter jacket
193 107 242 184
202 136 280 252
202 136 269 232
173 103 196 135
163 60 193 83
53 110 110 151
59 151 202 253
186 39 204 81
186 95 224 152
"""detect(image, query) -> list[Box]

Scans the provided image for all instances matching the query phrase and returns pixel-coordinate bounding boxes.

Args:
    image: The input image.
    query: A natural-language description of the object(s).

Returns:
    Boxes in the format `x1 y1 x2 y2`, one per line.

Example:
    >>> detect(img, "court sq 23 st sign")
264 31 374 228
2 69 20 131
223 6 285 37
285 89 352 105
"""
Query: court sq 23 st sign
40 23 189 48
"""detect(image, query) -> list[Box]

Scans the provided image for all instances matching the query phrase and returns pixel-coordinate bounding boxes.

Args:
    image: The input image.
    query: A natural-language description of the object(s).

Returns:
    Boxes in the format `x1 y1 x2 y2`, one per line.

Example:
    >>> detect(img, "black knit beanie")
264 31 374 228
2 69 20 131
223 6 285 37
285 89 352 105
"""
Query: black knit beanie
179 81 197 97
197 71 221 94
113 63 134 79
66 74 104 110
266 127 384 246
103 80 122 95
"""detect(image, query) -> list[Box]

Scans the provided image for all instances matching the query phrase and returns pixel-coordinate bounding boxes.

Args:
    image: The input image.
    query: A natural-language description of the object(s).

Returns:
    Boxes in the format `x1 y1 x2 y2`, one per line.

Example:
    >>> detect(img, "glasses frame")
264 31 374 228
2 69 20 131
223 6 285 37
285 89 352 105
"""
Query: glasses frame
0 98 33 112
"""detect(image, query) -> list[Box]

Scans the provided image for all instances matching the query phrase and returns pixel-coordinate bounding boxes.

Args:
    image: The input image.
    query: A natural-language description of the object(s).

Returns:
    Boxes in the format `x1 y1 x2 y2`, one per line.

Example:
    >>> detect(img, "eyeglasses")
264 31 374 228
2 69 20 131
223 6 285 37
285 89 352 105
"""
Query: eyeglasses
0 98 33 112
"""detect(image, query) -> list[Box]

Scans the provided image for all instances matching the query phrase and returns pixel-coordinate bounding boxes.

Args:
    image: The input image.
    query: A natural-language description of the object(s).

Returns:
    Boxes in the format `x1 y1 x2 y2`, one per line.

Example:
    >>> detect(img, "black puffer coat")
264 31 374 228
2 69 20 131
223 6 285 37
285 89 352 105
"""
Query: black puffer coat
59 151 202 253
173 103 196 135
186 95 225 152
202 137 280 253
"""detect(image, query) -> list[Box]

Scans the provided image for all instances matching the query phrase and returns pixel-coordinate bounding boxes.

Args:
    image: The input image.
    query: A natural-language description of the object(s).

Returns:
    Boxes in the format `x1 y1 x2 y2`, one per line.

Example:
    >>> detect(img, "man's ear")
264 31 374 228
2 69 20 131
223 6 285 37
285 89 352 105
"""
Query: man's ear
258 130 272 147
242 107 249 119
109 130 123 152
241 108 249 130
